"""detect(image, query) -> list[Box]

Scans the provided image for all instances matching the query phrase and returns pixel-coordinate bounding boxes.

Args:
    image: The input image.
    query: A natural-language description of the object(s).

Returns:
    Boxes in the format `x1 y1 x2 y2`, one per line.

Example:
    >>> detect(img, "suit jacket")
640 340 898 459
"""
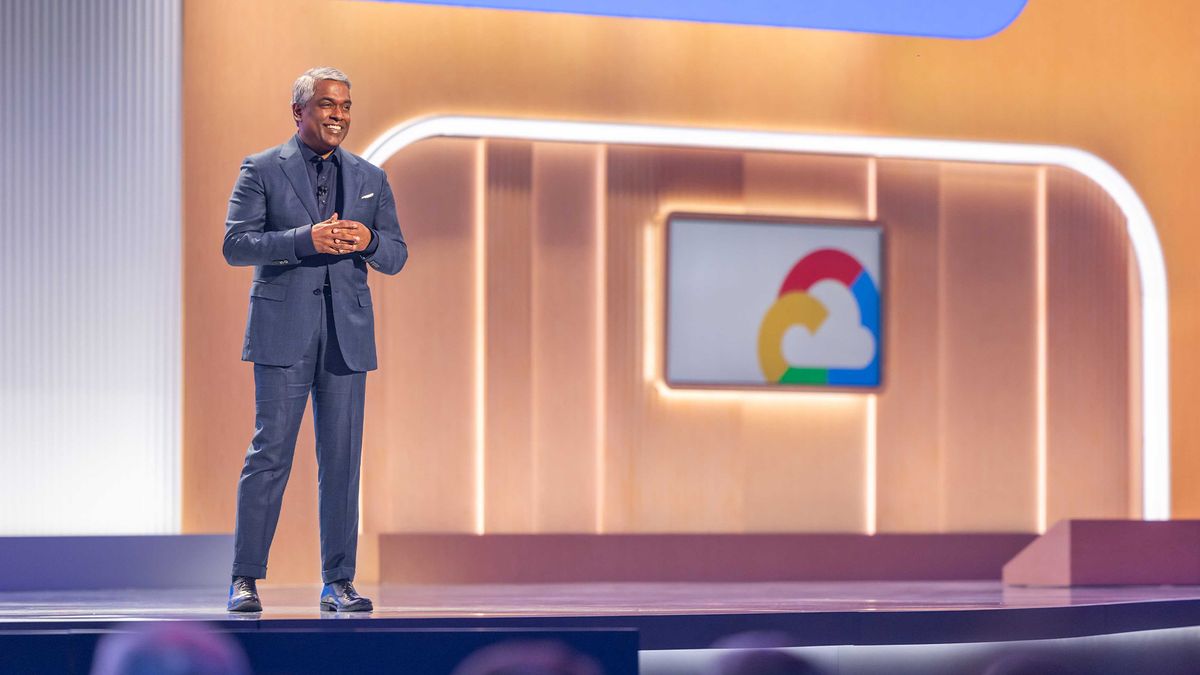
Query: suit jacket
223 136 408 371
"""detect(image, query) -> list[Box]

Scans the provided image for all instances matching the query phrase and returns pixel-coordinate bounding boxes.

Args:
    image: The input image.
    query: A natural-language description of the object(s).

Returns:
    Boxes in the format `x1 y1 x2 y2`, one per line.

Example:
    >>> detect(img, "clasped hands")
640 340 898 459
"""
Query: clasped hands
312 213 372 255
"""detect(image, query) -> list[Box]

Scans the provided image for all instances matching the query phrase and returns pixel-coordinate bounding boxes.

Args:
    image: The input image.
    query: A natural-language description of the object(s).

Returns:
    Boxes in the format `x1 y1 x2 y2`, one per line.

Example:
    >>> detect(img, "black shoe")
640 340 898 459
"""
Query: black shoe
227 576 263 612
320 579 373 612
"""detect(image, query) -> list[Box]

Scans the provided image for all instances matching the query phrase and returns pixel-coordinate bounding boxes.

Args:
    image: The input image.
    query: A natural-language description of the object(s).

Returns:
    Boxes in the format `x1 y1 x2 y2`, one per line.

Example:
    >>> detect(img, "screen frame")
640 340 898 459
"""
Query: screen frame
662 211 887 394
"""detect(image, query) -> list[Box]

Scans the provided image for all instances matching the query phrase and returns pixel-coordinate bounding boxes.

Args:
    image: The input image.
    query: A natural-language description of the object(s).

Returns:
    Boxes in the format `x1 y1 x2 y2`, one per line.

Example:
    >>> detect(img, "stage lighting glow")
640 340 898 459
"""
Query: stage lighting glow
866 393 878 535
474 139 488 535
643 225 659 386
1035 167 1049 533
593 147 608 533
363 116 1170 522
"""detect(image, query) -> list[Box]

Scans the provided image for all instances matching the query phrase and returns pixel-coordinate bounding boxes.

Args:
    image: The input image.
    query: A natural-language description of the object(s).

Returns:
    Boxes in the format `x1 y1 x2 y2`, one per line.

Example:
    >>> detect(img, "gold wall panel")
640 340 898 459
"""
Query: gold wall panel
1044 167 1134 525
874 159 944 532
363 138 479 535
368 140 1131 544
937 164 1039 532
530 143 605 532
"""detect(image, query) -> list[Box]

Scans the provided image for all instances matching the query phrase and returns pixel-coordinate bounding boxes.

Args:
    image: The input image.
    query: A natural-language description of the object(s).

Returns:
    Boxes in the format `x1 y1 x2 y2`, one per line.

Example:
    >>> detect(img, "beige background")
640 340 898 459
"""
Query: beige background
183 0 1186 583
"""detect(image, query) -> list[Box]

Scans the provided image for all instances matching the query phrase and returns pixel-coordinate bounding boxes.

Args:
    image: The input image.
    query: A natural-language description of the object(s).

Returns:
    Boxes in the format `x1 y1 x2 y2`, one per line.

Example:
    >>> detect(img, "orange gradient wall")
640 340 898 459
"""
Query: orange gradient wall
183 0 1196 583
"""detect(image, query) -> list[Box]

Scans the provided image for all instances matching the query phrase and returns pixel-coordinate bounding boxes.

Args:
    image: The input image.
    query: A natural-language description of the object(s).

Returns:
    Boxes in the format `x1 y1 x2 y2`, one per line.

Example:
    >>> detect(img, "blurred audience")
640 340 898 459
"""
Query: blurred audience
451 639 604 675
90 623 251 675
707 630 820 675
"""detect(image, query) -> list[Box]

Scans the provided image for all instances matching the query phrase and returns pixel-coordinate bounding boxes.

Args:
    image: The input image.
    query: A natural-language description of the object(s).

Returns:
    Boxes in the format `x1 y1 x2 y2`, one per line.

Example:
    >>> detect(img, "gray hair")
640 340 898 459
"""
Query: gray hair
292 67 351 107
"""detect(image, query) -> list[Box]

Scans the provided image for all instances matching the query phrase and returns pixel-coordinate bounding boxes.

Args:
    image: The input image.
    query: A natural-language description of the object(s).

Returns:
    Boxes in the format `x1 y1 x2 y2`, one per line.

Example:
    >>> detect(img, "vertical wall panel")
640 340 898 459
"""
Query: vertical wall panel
530 142 603 531
0 0 181 534
368 139 479 533
874 159 944 532
938 164 1039 531
483 140 537 531
1045 167 1132 523
601 147 659 532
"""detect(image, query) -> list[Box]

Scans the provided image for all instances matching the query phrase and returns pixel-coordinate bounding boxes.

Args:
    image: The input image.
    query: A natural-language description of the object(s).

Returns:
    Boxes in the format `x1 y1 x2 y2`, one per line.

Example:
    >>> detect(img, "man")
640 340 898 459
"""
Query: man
222 67 407 612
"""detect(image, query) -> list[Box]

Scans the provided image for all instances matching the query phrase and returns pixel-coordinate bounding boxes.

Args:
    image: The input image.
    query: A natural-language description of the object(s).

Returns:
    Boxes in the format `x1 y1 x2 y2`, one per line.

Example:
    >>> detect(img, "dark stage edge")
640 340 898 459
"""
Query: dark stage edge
1 628 636 675
4 581 1200 650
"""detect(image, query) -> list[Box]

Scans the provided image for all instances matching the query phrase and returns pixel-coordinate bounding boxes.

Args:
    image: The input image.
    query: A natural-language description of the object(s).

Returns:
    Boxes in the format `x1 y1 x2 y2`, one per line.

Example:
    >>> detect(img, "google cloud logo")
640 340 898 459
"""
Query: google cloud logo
757 249 881 387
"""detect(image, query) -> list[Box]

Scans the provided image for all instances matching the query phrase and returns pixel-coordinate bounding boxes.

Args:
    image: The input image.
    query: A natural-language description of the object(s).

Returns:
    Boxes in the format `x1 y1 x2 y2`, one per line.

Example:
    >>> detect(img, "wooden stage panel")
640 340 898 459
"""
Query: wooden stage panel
377 533 1035 584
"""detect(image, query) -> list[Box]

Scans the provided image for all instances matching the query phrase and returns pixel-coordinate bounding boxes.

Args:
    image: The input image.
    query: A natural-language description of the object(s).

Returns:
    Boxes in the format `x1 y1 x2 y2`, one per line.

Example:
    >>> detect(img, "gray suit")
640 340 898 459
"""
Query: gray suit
224 136 407 582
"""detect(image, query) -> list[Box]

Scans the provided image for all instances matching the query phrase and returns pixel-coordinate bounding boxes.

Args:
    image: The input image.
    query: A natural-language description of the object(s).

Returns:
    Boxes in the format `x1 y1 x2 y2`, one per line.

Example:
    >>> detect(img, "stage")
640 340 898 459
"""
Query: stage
5 581 1200 673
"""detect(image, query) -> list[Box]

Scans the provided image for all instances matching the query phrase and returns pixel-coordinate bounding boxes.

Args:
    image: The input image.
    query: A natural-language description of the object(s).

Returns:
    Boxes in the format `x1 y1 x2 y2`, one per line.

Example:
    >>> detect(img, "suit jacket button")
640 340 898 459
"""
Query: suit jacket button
313 289 321 296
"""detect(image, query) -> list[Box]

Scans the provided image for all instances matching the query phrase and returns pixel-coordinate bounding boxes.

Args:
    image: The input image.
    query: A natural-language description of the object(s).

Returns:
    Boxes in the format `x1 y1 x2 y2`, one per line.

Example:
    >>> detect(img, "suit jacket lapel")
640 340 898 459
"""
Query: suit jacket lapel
279 138 320 224
338 147 363 222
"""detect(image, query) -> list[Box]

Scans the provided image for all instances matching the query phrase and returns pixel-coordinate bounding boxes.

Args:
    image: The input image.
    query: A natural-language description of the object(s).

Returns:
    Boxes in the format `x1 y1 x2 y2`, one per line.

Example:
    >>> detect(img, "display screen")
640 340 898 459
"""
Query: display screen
666 214 882 389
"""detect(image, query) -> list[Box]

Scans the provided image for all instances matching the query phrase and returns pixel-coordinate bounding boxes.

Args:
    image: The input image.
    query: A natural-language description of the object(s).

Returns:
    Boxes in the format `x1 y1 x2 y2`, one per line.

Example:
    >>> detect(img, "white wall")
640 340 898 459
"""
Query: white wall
0 0 181 534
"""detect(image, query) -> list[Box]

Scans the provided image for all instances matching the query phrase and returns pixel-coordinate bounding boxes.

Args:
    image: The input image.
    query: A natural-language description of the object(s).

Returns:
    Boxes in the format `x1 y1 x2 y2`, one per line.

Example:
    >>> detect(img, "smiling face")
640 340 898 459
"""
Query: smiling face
292 79 351 154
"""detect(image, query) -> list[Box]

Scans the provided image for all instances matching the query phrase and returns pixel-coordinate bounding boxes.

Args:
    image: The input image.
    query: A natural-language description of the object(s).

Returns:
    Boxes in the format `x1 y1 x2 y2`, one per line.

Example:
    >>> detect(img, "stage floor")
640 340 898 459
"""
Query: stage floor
5 581 1200 649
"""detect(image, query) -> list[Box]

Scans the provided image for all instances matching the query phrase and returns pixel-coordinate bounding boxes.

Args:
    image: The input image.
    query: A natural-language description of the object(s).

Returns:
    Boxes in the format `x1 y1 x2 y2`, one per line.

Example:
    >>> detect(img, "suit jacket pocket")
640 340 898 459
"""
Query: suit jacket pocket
357 290 372 307
250 282 288 302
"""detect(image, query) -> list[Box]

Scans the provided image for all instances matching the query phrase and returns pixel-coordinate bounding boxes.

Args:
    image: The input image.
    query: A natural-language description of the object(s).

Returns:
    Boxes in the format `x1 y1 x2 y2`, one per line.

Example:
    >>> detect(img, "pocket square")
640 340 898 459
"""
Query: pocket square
361 193 375 199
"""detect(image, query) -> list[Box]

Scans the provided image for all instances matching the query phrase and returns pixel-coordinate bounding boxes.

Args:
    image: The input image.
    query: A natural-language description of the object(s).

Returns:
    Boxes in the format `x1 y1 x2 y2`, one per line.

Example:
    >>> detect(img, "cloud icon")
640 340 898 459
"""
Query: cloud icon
780 280 876 369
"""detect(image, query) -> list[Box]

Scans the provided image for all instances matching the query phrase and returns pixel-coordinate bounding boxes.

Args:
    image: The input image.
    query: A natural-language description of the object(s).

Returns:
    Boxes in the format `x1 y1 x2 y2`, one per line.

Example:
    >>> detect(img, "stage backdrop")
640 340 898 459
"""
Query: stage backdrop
183 0 1192 583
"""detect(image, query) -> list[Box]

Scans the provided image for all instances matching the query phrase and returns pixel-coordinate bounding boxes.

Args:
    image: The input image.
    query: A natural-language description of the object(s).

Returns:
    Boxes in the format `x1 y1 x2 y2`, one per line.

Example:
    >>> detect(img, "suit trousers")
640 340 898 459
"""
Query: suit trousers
231 285 366 584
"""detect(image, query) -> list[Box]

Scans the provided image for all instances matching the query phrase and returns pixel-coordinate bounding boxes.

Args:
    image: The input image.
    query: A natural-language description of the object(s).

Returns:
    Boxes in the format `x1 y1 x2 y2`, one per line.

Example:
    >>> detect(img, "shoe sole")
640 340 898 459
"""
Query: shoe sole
227 603 262 613
319 601 373 612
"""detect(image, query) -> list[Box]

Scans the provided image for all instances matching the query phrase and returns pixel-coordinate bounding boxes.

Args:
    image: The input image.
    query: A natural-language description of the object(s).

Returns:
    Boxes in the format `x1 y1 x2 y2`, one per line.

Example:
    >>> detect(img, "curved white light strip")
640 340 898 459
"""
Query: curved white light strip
362 115 1170 522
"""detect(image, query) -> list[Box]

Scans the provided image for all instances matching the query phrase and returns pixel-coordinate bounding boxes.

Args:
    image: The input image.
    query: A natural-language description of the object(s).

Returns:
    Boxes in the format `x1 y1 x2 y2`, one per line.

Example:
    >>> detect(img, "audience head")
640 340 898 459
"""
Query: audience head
707 630 820 675
451 639 604 675
90 623 251 675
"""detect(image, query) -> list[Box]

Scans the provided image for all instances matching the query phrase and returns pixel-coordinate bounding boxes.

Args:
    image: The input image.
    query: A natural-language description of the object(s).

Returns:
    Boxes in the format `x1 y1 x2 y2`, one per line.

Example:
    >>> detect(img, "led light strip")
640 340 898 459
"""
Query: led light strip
362 115 1170 522
1035 167 1049 532
474 139 487 535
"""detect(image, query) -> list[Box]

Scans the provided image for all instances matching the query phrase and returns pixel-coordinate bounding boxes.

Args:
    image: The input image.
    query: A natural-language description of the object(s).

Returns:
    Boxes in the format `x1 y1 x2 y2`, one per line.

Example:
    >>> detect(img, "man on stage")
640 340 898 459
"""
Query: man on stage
222 67 408 612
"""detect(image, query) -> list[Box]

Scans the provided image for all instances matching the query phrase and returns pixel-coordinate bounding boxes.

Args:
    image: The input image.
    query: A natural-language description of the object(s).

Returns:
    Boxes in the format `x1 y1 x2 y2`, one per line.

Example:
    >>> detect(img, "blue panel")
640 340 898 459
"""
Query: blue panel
379 0 1027 39
0 535 233 590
